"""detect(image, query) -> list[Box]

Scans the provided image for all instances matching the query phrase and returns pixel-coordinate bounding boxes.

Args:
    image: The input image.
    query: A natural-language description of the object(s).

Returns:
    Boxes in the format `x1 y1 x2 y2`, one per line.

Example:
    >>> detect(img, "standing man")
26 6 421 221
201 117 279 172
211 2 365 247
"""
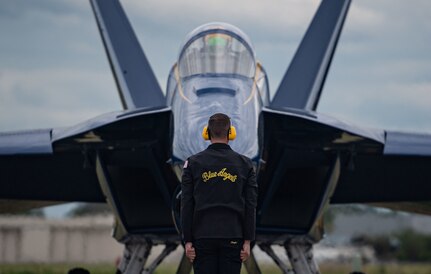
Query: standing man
181 113 258 274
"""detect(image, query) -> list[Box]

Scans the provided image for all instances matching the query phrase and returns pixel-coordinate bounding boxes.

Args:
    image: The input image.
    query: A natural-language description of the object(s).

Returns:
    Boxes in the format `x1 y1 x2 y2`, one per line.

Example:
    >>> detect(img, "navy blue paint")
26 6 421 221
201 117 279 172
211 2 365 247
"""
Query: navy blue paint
384 131 431 156
0 129 52 155
196 87 236 96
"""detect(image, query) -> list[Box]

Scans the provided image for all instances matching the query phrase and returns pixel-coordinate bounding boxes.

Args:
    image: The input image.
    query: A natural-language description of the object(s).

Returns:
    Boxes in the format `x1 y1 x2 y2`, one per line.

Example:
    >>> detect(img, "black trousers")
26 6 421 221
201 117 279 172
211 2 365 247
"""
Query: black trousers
193 238 243 274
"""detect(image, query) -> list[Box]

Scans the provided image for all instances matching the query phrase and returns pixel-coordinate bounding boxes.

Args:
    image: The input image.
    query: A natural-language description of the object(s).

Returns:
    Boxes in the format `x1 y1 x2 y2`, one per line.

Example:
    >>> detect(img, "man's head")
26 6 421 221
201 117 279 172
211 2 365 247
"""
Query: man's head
208 113 231 143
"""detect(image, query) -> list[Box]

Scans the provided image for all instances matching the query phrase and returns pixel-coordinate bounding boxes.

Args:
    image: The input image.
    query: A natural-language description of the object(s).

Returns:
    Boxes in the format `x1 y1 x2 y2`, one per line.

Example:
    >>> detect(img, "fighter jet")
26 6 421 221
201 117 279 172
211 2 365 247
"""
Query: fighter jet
1 0 431 273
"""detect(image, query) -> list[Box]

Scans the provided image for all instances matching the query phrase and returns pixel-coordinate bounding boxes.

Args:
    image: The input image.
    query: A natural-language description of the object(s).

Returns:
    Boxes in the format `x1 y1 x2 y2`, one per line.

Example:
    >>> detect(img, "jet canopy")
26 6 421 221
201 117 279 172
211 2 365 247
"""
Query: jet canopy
178 23 256 78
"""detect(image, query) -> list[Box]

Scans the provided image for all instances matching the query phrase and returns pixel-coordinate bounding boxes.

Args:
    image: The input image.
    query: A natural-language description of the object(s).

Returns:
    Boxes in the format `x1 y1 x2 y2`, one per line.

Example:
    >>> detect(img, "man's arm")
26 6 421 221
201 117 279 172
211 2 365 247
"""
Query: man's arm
181 159 194 243
244 163 258 241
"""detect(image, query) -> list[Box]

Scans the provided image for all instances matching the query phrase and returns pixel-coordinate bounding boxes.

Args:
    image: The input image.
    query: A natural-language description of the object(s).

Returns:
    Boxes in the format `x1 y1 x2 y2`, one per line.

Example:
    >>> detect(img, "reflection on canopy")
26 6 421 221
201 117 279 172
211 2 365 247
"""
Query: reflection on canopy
178 32 256 78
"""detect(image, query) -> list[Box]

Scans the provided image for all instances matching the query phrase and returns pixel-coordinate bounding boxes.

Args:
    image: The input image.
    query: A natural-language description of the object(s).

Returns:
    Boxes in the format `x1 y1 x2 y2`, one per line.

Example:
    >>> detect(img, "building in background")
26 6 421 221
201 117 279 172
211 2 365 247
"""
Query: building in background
1 210 431 264
0 216 122 263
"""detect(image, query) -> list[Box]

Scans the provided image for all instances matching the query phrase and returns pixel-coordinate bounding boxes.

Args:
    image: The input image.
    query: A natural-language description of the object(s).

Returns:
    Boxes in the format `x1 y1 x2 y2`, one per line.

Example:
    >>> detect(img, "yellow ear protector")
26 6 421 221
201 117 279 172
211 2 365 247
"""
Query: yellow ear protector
202 125 236 141
229 126 237 140
202 126 210 140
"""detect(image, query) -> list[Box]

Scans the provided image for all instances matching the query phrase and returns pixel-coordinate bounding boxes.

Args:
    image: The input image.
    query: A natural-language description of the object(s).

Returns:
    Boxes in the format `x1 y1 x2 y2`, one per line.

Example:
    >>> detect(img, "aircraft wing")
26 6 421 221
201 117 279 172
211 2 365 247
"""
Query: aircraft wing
257 108 431 234
333 130 431 215
1 0 178 234
258 0 431 235
0 127 104 204
0 107 177 227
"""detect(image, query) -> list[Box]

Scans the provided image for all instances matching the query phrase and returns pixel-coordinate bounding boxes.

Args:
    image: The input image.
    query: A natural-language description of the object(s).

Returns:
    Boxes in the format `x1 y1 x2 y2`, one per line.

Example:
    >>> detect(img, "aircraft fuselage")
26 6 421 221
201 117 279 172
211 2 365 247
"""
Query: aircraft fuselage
165 23 270 162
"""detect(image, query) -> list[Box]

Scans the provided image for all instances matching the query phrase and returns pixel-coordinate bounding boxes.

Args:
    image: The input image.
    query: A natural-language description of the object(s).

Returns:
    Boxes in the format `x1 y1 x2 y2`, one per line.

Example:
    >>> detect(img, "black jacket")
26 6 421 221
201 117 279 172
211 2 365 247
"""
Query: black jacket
181 143 257 242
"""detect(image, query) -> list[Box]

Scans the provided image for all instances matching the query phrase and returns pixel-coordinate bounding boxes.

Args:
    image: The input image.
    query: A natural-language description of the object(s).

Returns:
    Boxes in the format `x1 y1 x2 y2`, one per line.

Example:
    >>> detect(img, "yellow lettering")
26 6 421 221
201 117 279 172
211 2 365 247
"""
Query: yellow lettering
201 168 237 183
202 172 209 182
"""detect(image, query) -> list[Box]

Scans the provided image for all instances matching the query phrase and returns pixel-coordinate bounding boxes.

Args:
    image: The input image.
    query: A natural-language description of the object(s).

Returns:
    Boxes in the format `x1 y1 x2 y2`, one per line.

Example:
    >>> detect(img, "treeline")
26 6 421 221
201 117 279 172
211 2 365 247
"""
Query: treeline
352 229 431 262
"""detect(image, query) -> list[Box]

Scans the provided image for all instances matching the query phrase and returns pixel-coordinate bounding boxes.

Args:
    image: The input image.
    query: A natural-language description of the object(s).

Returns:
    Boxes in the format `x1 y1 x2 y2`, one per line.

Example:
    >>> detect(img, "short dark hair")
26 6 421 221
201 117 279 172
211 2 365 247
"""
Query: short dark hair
208 113 231 139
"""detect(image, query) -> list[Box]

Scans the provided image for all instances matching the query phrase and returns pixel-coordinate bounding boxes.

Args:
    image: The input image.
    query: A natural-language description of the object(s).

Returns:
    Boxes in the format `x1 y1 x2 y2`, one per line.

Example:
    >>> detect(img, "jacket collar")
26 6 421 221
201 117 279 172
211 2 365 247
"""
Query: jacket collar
207 143 232 150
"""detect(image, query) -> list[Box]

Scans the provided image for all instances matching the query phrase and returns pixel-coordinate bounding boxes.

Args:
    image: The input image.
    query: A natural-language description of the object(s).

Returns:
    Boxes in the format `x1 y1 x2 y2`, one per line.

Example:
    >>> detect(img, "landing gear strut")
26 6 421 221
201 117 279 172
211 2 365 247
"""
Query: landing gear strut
258 240 321 274
285 242 320 274
116 237 178 274
116 238 321 274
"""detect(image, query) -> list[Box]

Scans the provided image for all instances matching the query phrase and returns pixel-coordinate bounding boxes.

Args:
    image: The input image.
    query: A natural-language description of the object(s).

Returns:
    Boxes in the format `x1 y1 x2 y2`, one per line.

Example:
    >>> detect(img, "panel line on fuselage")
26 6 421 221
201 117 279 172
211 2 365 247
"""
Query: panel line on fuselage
174 64 192 103
243 63 261 105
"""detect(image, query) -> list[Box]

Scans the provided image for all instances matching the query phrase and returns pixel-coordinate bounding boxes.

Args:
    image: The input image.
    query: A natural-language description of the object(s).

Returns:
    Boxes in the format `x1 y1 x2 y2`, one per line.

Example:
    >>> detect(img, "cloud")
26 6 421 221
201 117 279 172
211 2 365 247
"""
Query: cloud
0 0 430 136
0 68 121 130
0 0 89 25
344 2 385 38
123 0 319 35
319 72 431 132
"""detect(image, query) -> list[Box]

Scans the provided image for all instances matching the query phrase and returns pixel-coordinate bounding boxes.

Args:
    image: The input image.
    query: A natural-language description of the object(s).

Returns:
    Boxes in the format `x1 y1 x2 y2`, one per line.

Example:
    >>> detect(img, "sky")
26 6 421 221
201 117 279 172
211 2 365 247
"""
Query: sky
0 0 430 217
